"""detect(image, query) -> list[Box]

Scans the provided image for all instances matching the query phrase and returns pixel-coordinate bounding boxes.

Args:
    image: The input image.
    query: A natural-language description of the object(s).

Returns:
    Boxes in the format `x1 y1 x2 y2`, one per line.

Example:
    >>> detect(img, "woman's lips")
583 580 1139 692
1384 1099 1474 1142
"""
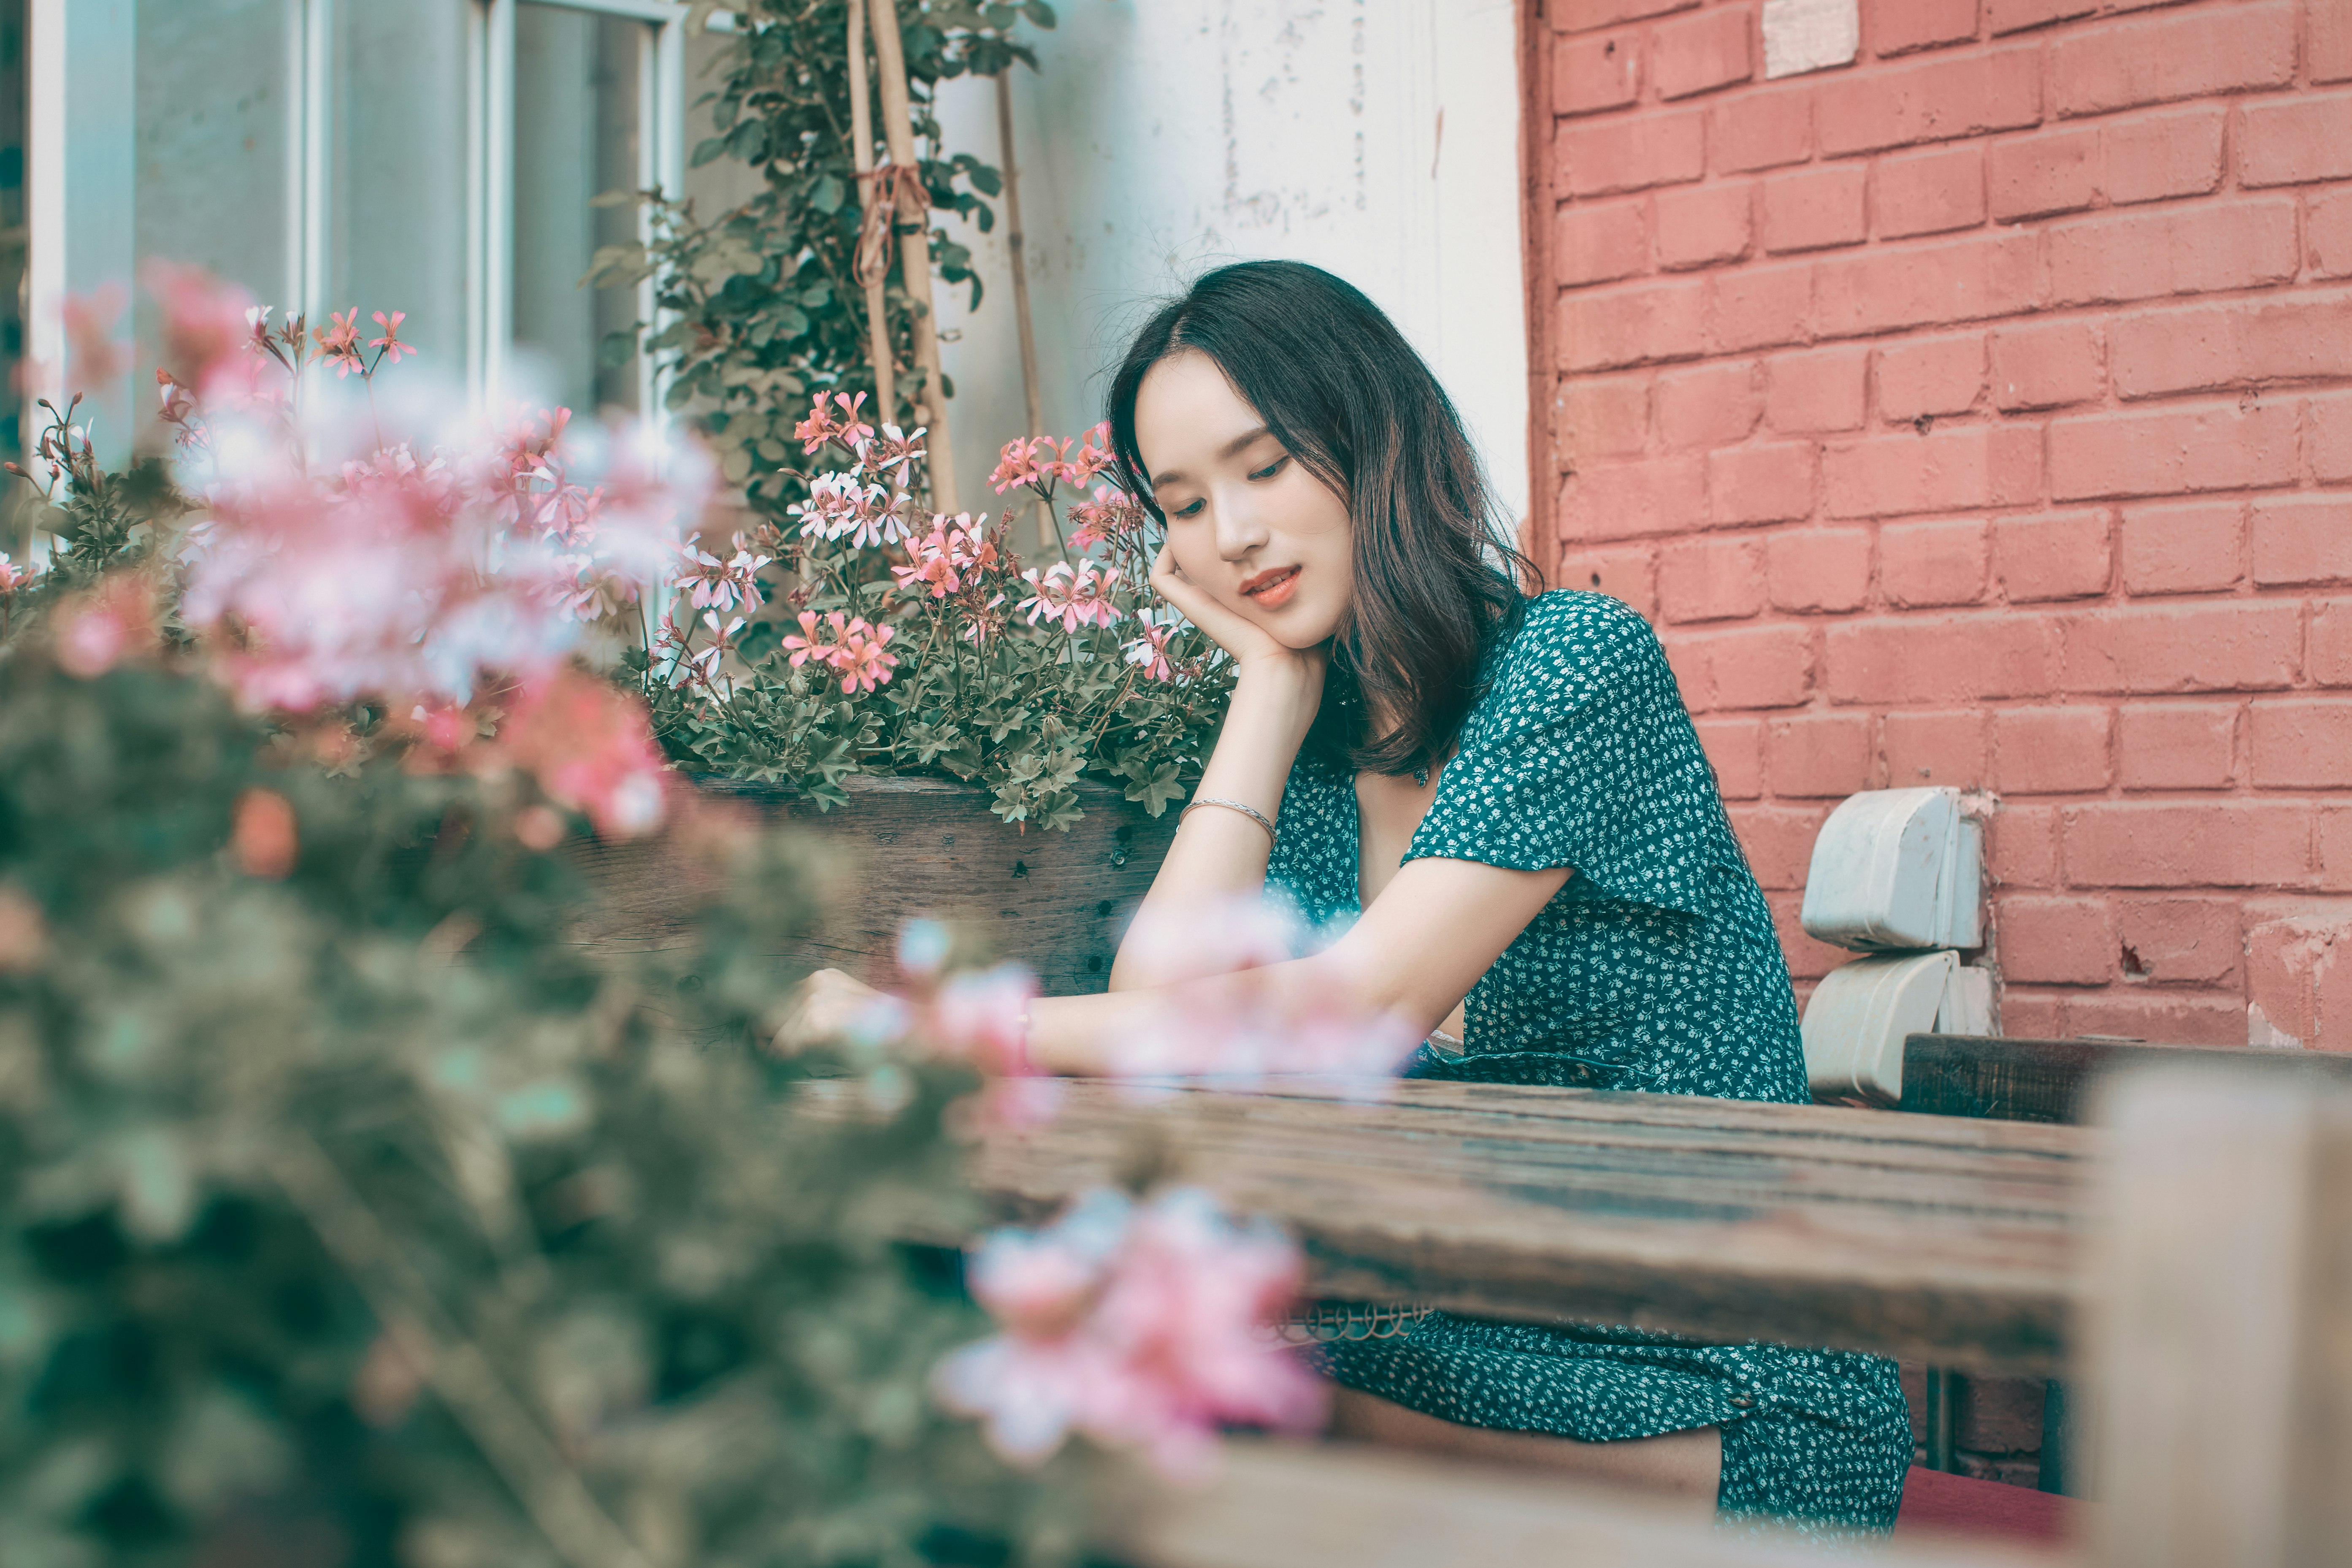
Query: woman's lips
1240 565 1301 609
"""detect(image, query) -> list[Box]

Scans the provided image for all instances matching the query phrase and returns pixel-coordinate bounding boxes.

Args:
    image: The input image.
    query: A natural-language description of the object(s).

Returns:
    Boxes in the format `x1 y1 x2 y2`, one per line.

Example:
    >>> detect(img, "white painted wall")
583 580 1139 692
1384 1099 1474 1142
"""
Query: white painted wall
928 0 1529 532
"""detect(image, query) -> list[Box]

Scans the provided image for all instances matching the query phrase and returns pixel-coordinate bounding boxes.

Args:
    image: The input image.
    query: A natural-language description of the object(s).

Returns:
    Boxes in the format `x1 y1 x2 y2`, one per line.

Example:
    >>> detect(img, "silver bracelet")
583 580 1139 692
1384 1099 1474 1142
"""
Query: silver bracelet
1180 795 1277 842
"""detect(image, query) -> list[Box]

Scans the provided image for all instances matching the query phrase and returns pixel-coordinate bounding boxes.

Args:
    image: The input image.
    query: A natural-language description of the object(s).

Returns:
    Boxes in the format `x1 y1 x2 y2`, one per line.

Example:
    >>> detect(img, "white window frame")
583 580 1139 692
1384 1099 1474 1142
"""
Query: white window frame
27 0 687 471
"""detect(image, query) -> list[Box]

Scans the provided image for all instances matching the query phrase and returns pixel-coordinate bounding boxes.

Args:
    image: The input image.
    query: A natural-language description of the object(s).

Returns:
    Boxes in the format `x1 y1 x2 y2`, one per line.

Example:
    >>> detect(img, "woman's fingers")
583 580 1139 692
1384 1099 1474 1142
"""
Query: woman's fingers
1149 543 1280 663
773 967 877 1053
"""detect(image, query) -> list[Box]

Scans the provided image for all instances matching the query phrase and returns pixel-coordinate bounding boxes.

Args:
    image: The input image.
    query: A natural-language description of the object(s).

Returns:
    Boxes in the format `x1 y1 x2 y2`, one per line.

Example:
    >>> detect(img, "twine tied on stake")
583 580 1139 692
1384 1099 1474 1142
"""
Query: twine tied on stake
854 163 926 290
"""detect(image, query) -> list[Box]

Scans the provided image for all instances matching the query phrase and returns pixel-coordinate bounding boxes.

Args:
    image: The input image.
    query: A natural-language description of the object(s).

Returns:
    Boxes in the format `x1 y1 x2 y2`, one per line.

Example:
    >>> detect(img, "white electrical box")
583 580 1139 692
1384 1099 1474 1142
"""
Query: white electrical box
1801 951 2000 1105
1799 787 1984 953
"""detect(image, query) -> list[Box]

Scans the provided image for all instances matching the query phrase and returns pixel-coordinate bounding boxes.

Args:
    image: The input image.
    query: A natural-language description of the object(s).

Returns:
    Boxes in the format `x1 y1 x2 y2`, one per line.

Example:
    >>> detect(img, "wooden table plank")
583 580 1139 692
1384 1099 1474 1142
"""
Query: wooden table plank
968 1080 2093 1375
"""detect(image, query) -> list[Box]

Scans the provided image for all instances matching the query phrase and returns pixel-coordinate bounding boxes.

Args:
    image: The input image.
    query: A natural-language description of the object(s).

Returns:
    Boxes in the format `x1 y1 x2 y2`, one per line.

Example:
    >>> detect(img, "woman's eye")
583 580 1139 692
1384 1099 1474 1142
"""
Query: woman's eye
1172 498 1205 519
1249 456 1289 482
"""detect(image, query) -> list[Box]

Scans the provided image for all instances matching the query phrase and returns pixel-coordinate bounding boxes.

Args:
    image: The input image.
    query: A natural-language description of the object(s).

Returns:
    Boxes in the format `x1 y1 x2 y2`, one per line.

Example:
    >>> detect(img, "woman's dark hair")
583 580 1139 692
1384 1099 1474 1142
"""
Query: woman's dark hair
1107 260 1539 778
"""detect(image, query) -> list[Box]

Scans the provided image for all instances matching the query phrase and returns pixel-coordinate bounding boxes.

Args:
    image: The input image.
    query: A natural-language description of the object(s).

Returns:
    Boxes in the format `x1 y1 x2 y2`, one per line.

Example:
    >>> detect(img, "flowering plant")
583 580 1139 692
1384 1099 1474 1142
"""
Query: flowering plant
640 402 1234 830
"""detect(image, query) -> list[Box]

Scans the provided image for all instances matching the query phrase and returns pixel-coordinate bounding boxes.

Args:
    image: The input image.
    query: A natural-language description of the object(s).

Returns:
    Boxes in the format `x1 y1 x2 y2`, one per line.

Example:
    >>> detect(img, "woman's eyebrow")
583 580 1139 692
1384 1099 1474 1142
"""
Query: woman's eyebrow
1150 425 1271 490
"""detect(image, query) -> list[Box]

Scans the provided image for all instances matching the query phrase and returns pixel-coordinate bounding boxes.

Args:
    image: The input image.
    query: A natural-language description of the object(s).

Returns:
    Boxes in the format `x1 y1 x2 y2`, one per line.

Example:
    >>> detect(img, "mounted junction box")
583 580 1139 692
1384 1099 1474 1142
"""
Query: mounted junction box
1799 787 1984 953
1802 951 1998 1105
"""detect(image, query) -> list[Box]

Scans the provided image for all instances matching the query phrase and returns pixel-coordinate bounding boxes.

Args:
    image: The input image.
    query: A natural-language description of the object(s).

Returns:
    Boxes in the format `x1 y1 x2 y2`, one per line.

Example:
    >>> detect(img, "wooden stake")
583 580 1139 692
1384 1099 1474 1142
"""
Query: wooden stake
865 0 959 514
996 69 1049 551
844 0 893 423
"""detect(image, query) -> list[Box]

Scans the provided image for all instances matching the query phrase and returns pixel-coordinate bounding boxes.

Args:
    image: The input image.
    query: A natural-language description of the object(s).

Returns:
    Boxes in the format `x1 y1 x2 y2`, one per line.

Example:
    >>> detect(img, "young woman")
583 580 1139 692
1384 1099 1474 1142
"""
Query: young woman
791 260 1911 1533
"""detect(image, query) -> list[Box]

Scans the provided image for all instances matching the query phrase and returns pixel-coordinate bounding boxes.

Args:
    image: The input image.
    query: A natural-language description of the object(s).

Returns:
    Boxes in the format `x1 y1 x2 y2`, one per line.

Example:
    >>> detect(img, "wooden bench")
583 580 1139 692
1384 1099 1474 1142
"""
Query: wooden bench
1893 1033 2352 1126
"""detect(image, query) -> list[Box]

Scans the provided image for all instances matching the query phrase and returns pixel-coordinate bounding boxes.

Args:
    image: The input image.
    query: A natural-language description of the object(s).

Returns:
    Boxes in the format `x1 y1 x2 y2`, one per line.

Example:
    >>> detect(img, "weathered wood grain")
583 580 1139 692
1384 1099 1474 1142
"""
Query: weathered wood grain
962 1080 2092 1375
1898 1035 2352 1125
1115 1439 2074 1568
567 774 1180 994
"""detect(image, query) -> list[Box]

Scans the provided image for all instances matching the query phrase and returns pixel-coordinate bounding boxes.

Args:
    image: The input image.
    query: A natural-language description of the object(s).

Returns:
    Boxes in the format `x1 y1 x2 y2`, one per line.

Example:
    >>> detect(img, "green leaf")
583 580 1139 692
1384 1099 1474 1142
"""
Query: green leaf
1024 0 1058 26
690 135 728 168
811 172 844 214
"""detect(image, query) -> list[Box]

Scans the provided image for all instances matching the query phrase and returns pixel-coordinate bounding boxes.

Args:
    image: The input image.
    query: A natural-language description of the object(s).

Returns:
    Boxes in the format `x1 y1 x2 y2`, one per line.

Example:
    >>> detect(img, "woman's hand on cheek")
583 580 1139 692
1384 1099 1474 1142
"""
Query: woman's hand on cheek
1150 543 1322 684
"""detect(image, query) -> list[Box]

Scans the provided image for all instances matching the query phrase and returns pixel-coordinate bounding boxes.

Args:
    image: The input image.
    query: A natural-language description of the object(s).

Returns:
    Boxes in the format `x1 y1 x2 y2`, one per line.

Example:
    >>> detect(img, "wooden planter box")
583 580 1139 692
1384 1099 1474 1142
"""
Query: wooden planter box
568 774 1181 996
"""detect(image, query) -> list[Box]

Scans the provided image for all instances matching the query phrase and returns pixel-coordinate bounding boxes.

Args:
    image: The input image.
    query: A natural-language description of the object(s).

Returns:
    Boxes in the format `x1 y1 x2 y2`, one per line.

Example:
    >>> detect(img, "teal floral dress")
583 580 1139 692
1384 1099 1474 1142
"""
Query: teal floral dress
1264 591 1912 1535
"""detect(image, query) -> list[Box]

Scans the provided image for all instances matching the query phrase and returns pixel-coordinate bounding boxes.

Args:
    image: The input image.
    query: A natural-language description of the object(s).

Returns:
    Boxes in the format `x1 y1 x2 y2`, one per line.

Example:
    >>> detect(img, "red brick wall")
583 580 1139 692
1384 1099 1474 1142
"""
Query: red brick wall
1522 0 2352 1046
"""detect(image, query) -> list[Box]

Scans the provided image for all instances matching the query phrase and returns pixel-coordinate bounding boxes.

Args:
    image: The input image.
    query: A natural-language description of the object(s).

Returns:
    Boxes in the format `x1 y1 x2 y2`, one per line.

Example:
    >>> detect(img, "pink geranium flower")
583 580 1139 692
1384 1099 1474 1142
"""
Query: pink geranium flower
793 390 875 455
1122 623 1176 682
1067 485 1148 551
369 310 417 365
1017 561 1122 633
313 309 366 376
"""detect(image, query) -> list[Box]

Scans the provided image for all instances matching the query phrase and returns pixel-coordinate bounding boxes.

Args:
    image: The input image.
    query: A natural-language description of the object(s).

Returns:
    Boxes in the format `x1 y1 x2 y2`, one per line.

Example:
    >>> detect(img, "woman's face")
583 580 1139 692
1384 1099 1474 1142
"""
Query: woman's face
1132 349 1353 650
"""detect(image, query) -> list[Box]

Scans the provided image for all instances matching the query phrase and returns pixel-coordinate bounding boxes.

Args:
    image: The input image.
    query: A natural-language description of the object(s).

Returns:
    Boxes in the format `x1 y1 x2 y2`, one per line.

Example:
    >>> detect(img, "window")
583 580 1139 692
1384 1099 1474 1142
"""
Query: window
24 0 687 468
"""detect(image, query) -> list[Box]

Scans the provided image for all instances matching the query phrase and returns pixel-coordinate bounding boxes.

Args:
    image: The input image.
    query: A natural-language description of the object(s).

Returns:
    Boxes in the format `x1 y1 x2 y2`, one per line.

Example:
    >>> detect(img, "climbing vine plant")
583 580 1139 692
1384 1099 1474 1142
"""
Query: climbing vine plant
596 0 1055 520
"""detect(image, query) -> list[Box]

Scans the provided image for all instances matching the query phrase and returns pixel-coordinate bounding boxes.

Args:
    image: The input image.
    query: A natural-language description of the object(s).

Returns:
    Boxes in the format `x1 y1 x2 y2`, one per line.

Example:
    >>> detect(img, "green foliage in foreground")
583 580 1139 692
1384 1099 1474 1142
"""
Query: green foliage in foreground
0 637 1093 1566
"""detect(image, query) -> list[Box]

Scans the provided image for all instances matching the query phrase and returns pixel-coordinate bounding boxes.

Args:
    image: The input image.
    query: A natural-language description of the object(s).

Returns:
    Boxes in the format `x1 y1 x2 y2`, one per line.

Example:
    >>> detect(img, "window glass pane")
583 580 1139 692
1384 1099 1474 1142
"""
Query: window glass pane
134 0 290 324
513 4 645 417
332 0 469 390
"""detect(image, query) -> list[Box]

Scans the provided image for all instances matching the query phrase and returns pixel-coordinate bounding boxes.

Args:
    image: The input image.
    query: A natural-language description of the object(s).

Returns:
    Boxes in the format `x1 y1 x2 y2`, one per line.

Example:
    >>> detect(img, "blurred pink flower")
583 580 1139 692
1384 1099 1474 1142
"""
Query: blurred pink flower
935 1186 1323 1476
1018 560 1122 634
369 310 417 365
143 260 262 403
0 553 37 594
232 787 299 879
500 668 669 838
62 284 129 392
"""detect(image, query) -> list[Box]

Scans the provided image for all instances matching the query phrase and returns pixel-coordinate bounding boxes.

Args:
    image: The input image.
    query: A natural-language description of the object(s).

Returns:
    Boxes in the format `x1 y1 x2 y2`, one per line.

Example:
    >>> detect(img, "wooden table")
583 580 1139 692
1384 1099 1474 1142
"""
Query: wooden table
972 1078 2093 1376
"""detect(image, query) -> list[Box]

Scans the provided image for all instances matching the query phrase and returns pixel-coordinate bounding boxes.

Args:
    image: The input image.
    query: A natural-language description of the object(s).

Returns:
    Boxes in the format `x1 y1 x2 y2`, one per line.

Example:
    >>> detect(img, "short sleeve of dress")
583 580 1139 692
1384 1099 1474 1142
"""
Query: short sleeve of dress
1405 593 1731 916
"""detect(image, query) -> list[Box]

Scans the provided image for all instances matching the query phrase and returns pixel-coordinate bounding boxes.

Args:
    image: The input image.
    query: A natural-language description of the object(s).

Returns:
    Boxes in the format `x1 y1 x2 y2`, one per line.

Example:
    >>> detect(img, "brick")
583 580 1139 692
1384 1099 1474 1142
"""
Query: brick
2250 496 2352 586
2114 898 2243 985
1678 620 1815 708
2045 200 2299 308
1762 163 1870 253
1659 535 1767 623
2048 401 2298 501
2314 599 2352 688
2051 1 2296 118
1988 802 2059 887
2314 188 2352 281
1711 86 1813 174
1766 712 1876 796
1874 333 1987 422
2325 805 2352 891
1728 803 1829 887
1814 231 2039 339
2318 0 2352 86
2111 292 2352 401
1882 708 1989 787
1553 0 1700 33
1766 526 1873 611
2118 501 2244 596
2314 393 2352 483
1707 260 1815 351
2116 702 2239 791
1560 278 1708 370
1662 631 1713 709
1815 43 2042 157
1823 423 2040 518
2248 699 2352 788
2103 105 2225 206
1656 359 1763 447
1866 0 1978 57
1556 374 1650 465
1987 0 2093 38
1709 439 1819 524
1822 611 2058 703
1991 705 2112 794
2245 915 2352 1050
1699 717 1766 799
2064 991 2246 1048
1555 29 1643 115
1999 989 2067 1039
1875 144 1986 239
1880 517 1990 607
1770 892 1852 980
1988 125 2098 222
2058 601 2303 694
1558 543 1661 618
1656 181 1756 270
1559 454 1709 540
1654 4 1754 100
2062 802 2314 888
1556 198 1653 287
2239 91 2352 189
1558 108 1708 197
1990 317 2102 411
1994 509 2112 603
1764 345 1868 433
1997 896 2116 984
